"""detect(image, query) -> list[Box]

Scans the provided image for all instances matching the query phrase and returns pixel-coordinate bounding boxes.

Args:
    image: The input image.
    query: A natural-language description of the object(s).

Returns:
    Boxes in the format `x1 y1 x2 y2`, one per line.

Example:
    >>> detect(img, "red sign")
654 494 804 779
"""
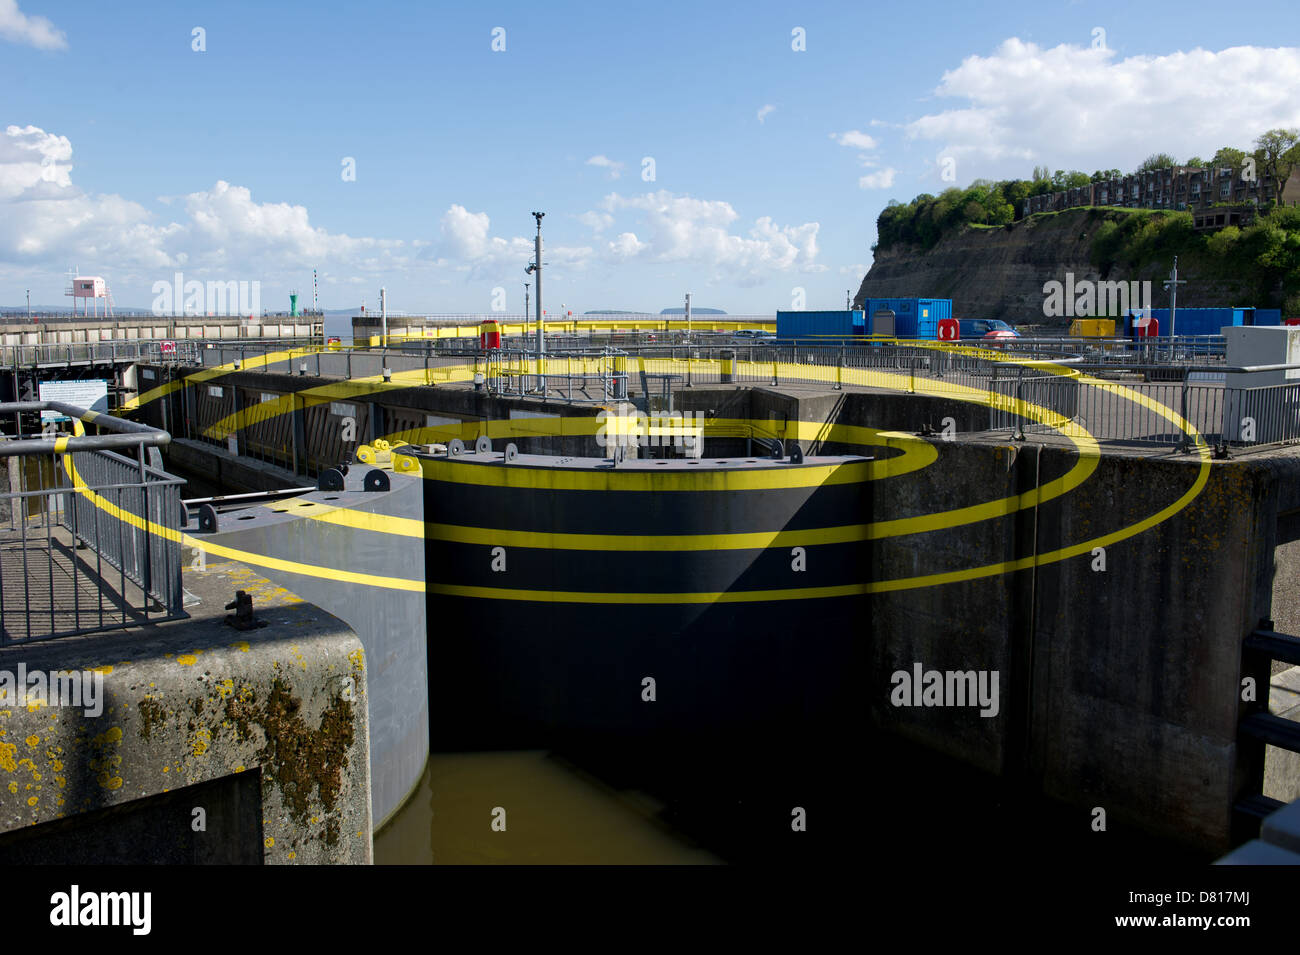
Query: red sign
936 318 960 342
160 340 176 355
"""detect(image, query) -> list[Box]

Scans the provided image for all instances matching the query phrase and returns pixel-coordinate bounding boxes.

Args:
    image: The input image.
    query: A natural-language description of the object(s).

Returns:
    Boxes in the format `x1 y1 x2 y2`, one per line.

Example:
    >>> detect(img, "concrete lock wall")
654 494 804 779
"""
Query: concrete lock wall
0 593 372 863
675 386 1297 851
131 359 1300 850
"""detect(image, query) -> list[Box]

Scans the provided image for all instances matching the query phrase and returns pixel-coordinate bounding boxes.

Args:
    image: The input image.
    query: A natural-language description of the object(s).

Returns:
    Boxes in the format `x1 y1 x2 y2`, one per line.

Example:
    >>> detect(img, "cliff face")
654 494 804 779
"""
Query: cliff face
854 208 1261 325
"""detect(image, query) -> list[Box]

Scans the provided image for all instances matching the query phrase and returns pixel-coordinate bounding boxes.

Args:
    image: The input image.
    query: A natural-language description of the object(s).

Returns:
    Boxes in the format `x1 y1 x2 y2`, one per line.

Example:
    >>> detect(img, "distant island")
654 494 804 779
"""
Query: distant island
660 307 727 315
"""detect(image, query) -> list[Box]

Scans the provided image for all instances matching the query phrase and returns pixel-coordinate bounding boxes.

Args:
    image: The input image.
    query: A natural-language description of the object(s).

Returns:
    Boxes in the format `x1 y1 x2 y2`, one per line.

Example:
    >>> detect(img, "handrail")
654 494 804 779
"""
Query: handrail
0 402 170 457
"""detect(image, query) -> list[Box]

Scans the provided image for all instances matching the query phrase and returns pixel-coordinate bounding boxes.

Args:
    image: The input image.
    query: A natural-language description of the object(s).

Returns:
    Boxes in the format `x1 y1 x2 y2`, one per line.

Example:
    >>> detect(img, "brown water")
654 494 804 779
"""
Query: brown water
373 751 722 865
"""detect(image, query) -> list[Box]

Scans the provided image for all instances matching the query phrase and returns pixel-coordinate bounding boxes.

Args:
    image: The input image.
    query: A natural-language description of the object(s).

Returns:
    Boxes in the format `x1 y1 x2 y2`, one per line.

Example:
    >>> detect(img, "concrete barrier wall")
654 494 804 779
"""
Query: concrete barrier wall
132 364 1300 852
0 566 372 863
674 386 1300 851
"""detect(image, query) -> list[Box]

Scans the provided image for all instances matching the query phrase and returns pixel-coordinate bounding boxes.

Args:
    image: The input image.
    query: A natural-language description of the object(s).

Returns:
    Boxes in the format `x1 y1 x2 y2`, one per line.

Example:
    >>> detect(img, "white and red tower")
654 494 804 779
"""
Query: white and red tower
64 268 114 318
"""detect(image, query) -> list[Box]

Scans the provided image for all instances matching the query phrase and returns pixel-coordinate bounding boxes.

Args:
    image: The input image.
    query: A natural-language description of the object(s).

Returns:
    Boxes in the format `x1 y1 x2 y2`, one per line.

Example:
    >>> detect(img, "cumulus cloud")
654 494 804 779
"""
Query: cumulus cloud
578 210 614 232
0 124 412 280
905 39 1300 176
0 0 66 50
585 190 821 280
0 124 73 198
858 169 897 190
585 154 624 179
607 232 645 260
439 204 591 270
757 104 776 124
831 130 878 151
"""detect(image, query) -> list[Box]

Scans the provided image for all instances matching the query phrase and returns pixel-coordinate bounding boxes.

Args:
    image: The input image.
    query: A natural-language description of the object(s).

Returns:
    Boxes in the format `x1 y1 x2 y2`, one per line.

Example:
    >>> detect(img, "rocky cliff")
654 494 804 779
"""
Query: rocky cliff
854 208 1264 326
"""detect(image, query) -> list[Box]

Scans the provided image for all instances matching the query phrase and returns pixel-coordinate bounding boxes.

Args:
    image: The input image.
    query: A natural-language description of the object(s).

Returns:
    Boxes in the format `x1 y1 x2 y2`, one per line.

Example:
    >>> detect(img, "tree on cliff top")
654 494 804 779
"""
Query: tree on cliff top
1212 146 1247 171
1254 128 1300 203
1136 153 1178 173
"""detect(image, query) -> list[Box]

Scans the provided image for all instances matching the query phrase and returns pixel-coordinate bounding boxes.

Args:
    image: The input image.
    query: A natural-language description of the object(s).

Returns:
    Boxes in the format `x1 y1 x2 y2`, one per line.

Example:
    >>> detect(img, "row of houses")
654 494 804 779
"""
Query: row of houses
1022 164 1300 226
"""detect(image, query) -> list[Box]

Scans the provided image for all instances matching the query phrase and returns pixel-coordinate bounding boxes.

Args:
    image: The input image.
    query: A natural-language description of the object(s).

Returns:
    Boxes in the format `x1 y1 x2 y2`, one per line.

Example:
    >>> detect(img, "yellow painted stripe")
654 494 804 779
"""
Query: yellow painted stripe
424 521 871 551
59 454 425 592
188 537 425 592
428 581 868 604
119 347 323 414
867 445 1212 592
419 456 873 491
104 343 1214 595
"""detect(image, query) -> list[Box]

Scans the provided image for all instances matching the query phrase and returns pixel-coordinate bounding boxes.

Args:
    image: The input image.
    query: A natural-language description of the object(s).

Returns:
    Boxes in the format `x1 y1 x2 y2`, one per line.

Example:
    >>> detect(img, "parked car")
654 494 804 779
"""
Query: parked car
959 319 1020 341
731 329 776 345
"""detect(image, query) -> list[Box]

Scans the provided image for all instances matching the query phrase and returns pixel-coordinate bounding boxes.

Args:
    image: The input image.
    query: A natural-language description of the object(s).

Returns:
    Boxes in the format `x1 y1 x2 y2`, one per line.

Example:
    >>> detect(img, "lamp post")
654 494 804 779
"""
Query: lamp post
1164 256 1186 341
525 212 545 393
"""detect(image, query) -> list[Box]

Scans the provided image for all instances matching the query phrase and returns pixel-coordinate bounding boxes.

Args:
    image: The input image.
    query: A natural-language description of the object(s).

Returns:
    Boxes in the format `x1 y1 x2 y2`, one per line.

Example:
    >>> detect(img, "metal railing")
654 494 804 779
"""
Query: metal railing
483 347 630 401
0 401 185 644
1 340 203 368
152 336 1300 451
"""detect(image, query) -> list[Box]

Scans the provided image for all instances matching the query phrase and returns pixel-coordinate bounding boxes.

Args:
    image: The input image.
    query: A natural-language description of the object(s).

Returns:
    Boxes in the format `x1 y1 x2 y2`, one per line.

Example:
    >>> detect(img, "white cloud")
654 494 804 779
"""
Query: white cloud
589 190 821 280
0 0 66 50
840 263 868 276
182 181 407 268
439 204 591 270
585 155 624 179
579 210 614 232
858 169 897 190
607 232 645 260
905 39 1300 177
0 124 73 198
0 124 412 280
757 104 776 124
831 130 878 151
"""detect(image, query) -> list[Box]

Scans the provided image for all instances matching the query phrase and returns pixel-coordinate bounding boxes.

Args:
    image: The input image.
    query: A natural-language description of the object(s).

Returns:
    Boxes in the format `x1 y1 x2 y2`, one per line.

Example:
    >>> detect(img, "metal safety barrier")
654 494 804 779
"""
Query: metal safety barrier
155 337 1300 452
0 401 185 644
1 340 203 369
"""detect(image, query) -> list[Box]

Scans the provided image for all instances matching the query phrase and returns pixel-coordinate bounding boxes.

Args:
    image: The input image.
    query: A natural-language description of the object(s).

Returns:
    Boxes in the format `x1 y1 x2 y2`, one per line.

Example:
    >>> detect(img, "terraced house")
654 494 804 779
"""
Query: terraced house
1022 164 1300 225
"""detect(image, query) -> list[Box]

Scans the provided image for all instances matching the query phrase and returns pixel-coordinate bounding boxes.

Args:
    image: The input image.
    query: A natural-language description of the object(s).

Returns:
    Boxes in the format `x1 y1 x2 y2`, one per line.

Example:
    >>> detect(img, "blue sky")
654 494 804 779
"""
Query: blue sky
2 0 1298 315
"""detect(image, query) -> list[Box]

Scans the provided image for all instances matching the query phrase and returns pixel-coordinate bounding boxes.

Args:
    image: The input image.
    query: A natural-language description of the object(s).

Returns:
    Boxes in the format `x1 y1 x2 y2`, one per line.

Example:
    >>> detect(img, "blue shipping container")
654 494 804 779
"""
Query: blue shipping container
775 310 863 342
1143 307 1281 336
862 298 953 339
